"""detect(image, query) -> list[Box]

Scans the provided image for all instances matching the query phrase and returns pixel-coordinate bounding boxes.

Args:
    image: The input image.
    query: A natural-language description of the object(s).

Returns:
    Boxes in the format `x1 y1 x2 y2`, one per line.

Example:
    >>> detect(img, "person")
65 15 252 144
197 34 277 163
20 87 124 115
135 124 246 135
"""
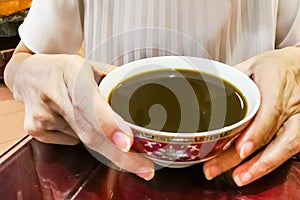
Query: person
4 0 300 186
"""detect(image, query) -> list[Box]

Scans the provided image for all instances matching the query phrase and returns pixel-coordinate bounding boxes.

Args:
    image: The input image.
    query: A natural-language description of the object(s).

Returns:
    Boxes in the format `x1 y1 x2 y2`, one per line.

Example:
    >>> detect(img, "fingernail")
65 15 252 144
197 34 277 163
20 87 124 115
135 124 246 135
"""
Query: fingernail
136 167 154 181
113 131 131 152
240 141 254 159
204 167 213 180
204 165 220 180
234 171 252 187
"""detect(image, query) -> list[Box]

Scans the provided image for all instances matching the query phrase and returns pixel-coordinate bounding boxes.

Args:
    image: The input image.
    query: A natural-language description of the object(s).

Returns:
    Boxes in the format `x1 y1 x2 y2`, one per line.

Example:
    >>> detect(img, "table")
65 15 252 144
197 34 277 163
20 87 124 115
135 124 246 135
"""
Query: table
0 138 299 200
0 85 299 200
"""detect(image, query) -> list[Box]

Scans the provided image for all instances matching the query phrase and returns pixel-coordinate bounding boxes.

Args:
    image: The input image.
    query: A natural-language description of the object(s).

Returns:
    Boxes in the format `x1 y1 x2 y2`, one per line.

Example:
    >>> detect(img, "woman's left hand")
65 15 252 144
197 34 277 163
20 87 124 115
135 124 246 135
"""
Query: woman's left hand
203 46 300 186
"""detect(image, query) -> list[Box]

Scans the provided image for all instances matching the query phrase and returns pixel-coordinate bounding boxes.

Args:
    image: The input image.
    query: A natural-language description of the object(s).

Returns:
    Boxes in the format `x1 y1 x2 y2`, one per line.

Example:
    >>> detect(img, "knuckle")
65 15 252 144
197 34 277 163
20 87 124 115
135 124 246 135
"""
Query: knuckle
255 127 277 148
71 86 95 110
80 132 98 146
278 116 300 157
12 92 23 102
24 111 52 134
24 118 43 135
109 152 134 171
255 157 275 174
39 93 52 104
260 137 271 147
116 160 131 171
254 131 272 148
32 113 51 126
97 118 118 137
72 95 89 110
77 124 105 146
287 136 300 156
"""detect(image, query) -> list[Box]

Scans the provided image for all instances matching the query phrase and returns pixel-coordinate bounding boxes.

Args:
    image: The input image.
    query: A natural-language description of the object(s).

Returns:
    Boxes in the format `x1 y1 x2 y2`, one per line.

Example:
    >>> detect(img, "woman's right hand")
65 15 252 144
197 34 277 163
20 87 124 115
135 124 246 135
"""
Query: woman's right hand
4 42 155 180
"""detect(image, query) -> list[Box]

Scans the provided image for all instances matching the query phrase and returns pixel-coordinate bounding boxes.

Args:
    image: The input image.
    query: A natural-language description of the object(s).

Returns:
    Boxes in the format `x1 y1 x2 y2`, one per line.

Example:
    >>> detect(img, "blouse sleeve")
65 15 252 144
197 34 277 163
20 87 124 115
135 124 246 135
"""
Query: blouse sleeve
18 0 83 54
276 0 300 48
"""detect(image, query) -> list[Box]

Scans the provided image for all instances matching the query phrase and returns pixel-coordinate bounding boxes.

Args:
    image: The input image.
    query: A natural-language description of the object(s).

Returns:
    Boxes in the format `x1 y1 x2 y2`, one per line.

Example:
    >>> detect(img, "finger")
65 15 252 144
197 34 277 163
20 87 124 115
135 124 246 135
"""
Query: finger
60 58 149 180
232 114 300 186
25 114 80 142
70 107 155 180
235 67 286 159
83 86 133 152
32 130 80 145
203 146 242 180
63 57 133 152
23 102 80 145
87 134 155 181
23 91 79 137
47 91 155 181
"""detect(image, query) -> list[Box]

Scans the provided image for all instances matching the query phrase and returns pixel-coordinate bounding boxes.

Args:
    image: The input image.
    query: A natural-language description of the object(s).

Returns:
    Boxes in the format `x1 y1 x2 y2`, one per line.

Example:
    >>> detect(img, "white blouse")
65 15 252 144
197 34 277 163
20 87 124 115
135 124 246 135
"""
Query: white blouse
19 0 300 66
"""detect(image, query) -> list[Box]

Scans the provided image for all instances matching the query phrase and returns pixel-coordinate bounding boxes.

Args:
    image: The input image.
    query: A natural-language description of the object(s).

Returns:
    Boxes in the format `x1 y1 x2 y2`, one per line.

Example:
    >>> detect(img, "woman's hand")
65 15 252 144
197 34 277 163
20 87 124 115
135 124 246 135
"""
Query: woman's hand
4 42 154 180
203 46 300 186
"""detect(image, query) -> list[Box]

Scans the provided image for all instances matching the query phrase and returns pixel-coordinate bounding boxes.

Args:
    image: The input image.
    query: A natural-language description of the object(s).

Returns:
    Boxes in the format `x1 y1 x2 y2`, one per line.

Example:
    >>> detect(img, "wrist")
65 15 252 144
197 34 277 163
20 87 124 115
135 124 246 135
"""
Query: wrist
4 52 32 92
279 46 300 64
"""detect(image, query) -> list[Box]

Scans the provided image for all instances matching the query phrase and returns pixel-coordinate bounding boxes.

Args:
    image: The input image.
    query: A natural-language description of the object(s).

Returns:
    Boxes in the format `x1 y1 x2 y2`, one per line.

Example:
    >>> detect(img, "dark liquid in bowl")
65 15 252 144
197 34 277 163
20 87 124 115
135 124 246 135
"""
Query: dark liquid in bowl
109 69 247 133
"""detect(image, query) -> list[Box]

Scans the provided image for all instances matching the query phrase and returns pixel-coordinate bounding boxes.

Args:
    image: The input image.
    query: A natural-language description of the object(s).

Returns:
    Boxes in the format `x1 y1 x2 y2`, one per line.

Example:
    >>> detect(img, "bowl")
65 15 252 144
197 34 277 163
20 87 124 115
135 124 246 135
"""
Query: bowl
99 56 260 168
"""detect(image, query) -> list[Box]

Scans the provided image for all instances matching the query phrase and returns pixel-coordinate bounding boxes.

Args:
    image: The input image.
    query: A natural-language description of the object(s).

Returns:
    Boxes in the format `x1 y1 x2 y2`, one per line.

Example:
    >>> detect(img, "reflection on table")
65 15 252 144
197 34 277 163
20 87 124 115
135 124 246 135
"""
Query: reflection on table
0 138 299 200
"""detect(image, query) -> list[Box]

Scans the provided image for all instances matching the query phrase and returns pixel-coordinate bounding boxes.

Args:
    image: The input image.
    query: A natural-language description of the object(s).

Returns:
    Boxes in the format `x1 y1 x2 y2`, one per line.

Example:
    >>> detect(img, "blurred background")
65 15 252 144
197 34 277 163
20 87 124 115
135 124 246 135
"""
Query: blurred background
0 0 32 80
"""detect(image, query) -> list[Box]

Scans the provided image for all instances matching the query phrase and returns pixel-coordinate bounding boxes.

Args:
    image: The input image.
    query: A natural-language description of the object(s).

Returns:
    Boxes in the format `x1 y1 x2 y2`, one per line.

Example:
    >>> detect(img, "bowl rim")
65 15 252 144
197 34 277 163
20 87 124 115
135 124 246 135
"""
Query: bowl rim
99 56 261 138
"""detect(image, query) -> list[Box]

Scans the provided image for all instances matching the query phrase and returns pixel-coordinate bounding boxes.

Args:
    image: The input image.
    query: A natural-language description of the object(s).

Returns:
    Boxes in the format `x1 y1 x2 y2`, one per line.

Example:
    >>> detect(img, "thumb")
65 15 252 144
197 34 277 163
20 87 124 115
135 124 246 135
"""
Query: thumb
64 56 133 152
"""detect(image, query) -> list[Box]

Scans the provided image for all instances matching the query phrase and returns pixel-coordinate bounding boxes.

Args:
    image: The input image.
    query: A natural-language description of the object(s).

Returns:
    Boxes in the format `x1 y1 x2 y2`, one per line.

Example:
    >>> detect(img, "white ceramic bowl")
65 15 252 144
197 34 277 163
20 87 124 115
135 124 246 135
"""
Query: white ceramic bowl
99 56 260 168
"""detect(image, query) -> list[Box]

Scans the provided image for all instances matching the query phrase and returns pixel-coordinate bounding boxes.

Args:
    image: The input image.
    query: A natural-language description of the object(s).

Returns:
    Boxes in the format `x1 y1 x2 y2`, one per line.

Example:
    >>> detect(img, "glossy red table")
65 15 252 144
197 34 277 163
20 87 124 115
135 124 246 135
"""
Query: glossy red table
0 138 299 200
